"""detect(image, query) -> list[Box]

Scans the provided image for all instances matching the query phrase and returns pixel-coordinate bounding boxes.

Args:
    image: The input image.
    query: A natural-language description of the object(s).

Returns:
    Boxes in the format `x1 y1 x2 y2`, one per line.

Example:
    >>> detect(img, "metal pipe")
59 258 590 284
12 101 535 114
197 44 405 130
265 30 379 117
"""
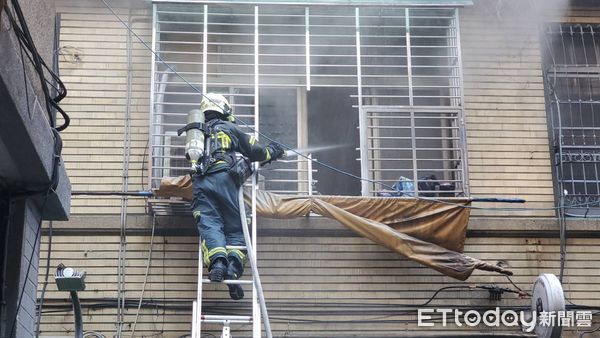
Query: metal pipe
308 154 313 196
471 198 526 204
70 291 83 338
71 191 153 197
355 8 369 196
305 7 311 91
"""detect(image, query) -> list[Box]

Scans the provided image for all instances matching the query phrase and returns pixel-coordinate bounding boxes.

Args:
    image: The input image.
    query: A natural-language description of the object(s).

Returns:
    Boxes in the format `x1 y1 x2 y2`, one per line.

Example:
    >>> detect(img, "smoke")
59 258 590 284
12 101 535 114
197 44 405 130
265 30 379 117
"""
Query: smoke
458 0 572 95
467 0 571 52
473 0 570 24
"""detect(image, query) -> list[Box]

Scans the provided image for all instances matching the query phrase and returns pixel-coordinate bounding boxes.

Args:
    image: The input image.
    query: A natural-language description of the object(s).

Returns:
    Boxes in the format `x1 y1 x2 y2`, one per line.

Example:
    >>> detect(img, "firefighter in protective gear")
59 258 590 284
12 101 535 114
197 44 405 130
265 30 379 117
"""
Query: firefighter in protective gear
191 93 284 300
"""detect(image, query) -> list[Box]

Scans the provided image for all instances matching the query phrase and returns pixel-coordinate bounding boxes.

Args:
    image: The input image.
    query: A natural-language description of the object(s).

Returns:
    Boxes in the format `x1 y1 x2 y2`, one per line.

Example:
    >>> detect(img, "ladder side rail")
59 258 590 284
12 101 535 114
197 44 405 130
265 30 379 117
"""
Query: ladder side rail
239 186 273 338
192 236 204 338
252 4 261 337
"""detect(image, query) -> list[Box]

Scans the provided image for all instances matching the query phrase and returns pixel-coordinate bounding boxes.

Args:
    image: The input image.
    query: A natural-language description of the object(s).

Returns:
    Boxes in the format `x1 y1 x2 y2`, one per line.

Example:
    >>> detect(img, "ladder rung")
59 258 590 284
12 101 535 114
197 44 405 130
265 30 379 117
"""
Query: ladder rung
225 245 247 250
202 279 253 285
201 314 253 324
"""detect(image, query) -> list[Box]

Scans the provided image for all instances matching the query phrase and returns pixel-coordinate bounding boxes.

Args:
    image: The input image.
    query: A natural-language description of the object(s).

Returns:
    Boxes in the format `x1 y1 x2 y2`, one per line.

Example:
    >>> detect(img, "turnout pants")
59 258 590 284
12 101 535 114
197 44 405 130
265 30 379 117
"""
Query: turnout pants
191 170 247 268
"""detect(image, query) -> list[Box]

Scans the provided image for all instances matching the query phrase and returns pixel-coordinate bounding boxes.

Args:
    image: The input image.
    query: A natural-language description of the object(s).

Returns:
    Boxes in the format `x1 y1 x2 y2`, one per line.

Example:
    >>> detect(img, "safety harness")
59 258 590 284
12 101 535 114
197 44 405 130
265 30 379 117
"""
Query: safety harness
178 119 251 184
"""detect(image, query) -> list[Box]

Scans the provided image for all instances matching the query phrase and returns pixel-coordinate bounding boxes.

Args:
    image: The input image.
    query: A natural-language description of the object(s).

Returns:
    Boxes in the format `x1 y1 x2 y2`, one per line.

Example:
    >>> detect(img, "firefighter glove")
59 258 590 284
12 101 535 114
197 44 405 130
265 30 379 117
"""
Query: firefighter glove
267 142 285 162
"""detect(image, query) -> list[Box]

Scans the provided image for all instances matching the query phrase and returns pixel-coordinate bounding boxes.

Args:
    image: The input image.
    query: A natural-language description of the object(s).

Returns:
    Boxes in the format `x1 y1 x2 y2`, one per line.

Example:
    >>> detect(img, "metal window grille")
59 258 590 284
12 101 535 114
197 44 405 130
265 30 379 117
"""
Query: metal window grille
543 23 600 217
357 8 467 196
149 2 468 211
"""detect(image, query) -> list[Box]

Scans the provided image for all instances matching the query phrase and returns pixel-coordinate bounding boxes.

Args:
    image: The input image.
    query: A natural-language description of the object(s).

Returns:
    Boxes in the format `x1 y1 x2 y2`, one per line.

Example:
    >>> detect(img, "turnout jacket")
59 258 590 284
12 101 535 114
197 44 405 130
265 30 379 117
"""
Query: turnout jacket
205 119 273 174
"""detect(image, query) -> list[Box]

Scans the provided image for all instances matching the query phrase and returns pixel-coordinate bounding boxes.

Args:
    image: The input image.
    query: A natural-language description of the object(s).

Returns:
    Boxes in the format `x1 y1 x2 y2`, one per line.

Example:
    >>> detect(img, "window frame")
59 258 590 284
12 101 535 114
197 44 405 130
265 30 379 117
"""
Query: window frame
148 3 469 206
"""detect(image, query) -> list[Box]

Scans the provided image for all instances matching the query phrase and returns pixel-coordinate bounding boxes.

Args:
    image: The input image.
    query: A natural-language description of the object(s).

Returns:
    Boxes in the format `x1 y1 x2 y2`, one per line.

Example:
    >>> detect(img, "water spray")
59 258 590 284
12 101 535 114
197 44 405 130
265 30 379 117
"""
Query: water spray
283 144 346 158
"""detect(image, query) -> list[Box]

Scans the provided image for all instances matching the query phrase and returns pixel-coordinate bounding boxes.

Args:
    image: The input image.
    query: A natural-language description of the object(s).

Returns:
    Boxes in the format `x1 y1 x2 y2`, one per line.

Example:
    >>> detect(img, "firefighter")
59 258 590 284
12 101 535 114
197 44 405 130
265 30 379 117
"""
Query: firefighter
190 93 284 300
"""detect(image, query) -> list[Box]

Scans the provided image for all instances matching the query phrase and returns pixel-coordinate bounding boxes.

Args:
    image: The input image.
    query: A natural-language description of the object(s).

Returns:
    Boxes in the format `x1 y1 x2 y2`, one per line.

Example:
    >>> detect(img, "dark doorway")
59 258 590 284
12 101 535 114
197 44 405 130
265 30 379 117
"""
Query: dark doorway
308 87 360 196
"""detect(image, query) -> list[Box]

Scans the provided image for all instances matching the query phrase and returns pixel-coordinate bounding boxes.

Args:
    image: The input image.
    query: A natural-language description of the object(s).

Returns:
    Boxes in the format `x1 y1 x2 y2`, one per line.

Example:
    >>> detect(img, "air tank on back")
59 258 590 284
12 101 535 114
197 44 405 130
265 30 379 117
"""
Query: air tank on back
184 109 205 171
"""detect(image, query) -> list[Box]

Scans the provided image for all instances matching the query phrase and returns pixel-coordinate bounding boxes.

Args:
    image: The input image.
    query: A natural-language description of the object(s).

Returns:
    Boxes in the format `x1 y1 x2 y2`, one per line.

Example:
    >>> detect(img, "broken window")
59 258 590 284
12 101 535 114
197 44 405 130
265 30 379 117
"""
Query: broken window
543 23 600 216
149 3 468 199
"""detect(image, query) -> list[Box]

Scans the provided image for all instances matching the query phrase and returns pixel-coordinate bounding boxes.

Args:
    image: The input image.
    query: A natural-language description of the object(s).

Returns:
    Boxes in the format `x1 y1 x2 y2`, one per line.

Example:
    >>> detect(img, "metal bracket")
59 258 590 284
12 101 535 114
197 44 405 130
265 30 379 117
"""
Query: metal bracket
221 321 231 338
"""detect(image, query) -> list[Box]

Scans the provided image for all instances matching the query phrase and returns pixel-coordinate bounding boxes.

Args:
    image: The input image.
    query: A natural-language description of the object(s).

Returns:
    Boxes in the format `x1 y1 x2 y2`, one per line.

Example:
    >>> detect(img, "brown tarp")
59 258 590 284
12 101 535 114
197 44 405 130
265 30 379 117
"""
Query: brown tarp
156 175 512 280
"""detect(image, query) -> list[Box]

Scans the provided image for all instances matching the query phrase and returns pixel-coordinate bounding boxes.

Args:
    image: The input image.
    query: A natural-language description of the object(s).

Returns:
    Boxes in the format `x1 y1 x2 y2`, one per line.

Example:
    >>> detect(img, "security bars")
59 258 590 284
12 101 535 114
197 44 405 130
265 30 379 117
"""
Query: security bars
358 8 466 196
149 3 468 210
544 23 600 217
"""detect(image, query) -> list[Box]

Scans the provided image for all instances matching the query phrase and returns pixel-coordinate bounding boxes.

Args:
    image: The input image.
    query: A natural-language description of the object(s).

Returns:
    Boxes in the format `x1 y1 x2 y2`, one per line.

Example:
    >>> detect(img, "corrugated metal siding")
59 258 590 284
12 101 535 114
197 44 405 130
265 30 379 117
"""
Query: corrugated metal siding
57 0 151 214
37 230 599 337
460 3 556 217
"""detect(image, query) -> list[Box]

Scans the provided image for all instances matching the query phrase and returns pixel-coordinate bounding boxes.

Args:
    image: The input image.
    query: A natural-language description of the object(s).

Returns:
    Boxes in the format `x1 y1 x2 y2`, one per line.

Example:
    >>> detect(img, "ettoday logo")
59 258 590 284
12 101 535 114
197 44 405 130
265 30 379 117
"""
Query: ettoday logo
417 308 593 331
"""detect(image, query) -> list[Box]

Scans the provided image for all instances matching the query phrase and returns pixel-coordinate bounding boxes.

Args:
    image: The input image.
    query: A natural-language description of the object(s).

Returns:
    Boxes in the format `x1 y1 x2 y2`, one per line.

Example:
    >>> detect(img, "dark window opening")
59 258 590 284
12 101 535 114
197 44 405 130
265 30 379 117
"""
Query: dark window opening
308 87 361 196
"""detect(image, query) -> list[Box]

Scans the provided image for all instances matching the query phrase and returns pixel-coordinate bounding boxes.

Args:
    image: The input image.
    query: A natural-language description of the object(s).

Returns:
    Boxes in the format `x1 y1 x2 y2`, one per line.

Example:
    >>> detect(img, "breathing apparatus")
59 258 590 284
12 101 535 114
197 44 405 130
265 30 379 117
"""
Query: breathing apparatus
180 109 206 172
178 94 254 184
177 94 231 173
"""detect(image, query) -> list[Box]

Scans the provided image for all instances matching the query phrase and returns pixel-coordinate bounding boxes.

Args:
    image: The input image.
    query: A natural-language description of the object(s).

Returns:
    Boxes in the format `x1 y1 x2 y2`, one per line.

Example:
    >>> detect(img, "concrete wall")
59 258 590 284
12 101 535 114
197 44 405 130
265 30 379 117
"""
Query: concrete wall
3 199 43 338
0 0 70 337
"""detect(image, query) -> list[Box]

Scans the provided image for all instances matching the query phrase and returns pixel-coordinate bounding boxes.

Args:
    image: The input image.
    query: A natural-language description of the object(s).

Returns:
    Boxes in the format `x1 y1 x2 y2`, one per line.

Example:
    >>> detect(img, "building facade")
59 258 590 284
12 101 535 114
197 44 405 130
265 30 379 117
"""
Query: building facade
38 0 599 337
0 0 71 337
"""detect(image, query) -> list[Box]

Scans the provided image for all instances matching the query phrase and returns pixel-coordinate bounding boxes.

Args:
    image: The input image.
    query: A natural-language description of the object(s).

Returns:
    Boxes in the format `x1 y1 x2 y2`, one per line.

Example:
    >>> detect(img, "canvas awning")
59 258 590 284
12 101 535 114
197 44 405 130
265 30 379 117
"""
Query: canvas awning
156 175 512 281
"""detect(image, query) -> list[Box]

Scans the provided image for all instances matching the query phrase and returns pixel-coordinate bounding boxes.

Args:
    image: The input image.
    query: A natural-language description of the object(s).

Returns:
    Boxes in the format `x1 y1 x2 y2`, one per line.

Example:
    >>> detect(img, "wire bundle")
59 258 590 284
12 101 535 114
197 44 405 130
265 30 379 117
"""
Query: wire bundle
2 0 70 337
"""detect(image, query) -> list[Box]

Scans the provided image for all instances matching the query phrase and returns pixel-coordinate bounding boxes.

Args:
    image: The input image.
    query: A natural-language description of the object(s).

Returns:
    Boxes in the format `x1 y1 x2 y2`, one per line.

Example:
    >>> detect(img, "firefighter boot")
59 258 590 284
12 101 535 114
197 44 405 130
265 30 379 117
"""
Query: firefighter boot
209 258 227 282
226 256 245 300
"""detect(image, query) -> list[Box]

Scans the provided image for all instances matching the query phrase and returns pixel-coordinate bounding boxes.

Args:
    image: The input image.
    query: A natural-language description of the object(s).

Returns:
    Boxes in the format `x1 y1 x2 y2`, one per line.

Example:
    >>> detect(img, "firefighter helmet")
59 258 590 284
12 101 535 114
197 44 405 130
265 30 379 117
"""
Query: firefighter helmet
200 93 233 121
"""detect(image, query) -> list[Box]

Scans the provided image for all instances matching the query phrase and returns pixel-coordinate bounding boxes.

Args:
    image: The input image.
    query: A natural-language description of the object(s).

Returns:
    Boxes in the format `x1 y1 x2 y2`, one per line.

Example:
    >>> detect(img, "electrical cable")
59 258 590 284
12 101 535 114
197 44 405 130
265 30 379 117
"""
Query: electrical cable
579 325 600 338
8 0 53 127
538 15 570 285
419 285 474 307
115 9 134 336
9 125 62 336
6 2 65 331
505 275 531 297
83 331 107 338
36 21 62 337
141 138 150 191
548 75 568 284
17 31 30 122
38 278 531 312
35 220 52 338
11 37 70 130
161 231 166 334
10 5 68 110
100 0 580 214
130 215 157 337
9 190 51 338
141 138 151 214
5 1 69 131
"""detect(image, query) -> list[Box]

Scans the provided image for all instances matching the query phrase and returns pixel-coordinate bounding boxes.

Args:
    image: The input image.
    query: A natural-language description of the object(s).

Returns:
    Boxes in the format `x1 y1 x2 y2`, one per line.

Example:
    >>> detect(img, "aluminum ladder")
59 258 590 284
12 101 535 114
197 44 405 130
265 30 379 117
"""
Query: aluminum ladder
191 183 273 338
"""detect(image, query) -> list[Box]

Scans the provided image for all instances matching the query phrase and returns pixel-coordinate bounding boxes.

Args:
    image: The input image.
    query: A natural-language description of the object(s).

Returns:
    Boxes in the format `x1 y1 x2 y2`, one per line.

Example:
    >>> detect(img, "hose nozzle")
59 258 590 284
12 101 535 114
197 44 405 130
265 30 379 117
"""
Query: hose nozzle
284 150 296 158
